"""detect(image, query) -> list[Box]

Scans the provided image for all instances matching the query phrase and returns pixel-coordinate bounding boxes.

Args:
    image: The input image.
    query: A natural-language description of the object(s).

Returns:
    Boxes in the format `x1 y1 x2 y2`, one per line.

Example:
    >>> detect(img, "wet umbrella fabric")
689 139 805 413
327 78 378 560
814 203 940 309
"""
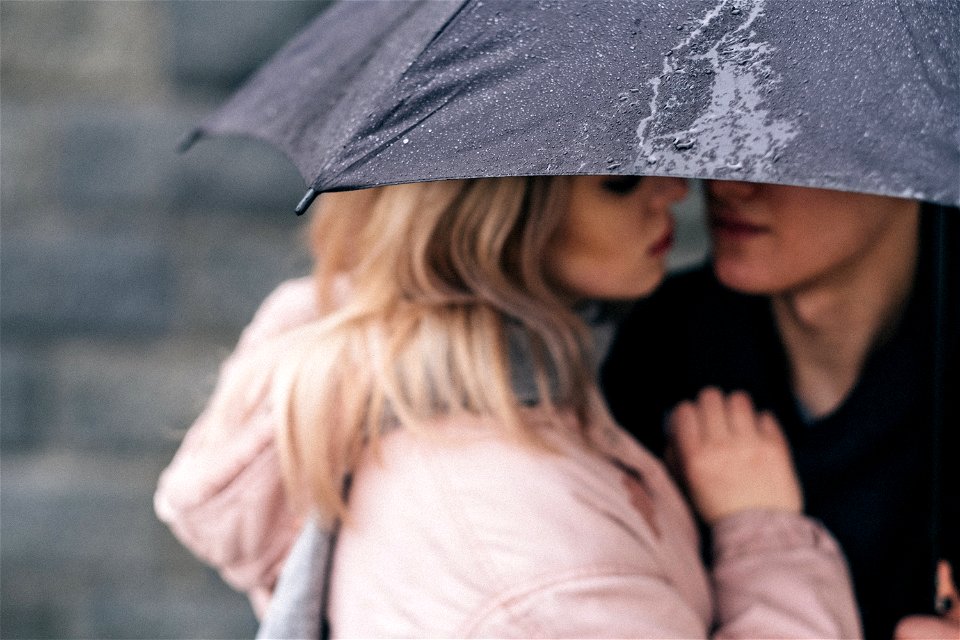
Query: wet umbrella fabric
184 0 959 213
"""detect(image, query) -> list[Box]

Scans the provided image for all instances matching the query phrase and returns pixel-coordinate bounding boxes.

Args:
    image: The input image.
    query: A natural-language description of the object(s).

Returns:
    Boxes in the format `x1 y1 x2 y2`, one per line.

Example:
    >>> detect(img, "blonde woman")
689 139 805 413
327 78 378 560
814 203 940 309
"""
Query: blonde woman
157 176 860 638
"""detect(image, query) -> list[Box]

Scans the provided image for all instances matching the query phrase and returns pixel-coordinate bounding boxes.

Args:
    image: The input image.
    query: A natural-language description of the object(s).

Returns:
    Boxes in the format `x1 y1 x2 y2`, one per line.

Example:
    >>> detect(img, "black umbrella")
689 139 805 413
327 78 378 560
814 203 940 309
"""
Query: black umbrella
181 0 958 621
182 0 959 214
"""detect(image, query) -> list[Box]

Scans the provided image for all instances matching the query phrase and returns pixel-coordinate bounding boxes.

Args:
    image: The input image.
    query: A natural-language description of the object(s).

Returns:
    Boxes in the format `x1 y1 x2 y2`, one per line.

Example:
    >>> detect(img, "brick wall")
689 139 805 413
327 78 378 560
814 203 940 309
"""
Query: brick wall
0 2 707 638
1 3 323 638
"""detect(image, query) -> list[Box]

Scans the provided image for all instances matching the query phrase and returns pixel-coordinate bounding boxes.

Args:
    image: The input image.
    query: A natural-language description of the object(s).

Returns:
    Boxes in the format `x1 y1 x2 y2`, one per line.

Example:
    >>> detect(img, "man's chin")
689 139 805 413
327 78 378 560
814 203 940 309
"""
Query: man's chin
712 259 777 295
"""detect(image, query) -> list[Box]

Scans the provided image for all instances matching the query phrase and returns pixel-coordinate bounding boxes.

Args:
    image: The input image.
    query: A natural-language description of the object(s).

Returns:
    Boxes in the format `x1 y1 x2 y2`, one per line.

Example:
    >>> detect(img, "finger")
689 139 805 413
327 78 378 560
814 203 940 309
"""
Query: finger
725 390 756 437
669 401 702 454
757 410 785 441
936 560 959 621
696 386 729 443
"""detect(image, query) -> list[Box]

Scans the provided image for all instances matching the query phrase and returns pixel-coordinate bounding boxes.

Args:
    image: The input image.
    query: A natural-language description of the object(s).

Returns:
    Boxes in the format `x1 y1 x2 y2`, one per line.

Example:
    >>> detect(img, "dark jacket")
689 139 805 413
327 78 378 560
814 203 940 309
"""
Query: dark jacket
601 207 959 640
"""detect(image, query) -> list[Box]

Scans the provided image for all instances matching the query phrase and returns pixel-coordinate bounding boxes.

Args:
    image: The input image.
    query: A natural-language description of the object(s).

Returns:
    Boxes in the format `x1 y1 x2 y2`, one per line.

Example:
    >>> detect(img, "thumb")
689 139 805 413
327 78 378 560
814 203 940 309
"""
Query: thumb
893 561 960 639
936 560 959 622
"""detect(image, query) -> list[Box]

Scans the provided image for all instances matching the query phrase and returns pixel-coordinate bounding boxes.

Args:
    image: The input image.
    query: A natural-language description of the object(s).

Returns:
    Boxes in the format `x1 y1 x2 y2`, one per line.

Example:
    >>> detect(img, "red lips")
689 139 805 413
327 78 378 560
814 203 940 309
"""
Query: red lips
649 220 675 256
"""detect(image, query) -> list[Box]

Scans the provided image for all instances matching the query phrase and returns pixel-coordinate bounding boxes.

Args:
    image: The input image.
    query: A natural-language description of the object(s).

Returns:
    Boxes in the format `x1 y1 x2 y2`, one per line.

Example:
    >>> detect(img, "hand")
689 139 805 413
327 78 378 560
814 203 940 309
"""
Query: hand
894 561 960 640
668 387 803 525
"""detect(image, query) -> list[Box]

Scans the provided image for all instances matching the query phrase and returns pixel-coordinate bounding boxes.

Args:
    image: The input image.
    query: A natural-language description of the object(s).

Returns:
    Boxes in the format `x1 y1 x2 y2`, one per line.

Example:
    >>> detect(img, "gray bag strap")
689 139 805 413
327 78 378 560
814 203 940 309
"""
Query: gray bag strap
256 517 339 640
257 478 350 640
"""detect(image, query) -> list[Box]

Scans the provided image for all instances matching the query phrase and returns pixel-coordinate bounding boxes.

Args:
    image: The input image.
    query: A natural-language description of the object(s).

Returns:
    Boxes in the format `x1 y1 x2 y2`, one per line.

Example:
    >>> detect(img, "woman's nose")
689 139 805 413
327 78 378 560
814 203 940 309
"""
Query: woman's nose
706 179 761 202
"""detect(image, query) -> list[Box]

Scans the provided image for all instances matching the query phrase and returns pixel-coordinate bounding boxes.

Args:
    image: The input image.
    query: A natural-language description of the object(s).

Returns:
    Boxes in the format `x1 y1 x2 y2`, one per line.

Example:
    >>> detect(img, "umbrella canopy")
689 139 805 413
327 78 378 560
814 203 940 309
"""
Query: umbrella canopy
184 0 959 212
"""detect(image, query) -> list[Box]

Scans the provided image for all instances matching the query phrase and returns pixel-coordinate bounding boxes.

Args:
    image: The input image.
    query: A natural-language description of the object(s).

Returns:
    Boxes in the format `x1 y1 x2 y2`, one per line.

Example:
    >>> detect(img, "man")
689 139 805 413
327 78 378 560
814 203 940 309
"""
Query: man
602 181 958 639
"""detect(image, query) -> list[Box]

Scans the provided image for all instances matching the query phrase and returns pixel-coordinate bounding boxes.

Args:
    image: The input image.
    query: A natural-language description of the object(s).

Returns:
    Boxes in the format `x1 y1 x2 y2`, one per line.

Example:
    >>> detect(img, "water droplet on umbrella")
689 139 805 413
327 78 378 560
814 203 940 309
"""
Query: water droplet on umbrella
725 161 743 170
646 154 659 164
402 137 410 144
618 92 629 101
731 7 742 15
673 137 695 150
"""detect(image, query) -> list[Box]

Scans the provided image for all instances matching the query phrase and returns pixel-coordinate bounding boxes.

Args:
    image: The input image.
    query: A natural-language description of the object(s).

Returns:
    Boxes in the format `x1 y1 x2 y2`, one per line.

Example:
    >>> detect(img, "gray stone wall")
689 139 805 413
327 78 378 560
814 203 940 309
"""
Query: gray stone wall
2 3 323 638
1 2 708 638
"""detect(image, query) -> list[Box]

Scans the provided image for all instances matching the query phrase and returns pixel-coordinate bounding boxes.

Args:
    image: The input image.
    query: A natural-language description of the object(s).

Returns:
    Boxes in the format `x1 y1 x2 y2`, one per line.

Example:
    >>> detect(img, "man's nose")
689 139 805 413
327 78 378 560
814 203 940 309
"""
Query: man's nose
706 179 761 202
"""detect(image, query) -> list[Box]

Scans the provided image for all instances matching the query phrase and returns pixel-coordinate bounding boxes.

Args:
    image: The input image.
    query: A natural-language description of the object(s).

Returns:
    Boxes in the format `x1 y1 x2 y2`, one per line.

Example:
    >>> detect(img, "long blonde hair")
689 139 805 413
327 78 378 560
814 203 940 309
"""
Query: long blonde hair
270 177 596 518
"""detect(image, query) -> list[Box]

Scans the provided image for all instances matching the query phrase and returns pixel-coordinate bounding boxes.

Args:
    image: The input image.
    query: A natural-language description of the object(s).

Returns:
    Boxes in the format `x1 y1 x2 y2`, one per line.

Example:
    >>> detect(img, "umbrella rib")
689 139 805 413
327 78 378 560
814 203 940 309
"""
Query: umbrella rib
319 86 467 193
893 2 957 120
314 0 473 192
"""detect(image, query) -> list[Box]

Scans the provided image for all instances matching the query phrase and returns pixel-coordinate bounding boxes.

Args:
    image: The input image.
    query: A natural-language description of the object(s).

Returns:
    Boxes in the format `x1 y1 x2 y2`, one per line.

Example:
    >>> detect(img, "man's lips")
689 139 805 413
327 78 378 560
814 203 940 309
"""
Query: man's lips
709 208 768 237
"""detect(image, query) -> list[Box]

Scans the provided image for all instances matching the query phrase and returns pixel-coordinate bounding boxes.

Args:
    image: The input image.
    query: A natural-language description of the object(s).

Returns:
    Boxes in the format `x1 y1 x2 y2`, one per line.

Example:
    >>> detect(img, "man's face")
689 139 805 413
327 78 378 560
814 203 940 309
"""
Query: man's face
705 181 920 294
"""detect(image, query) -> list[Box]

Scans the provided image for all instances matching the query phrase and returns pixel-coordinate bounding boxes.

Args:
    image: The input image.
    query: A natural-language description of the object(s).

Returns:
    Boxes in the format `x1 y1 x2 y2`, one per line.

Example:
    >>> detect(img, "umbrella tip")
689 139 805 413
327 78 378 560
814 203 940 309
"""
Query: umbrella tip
295 187 319 216
177 129 203 154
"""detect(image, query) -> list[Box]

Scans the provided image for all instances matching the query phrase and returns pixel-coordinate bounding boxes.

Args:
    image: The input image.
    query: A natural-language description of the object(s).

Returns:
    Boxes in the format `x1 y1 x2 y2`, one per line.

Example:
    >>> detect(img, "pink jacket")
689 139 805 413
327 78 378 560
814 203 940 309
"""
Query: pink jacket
156 279 862 638
328 403 860 638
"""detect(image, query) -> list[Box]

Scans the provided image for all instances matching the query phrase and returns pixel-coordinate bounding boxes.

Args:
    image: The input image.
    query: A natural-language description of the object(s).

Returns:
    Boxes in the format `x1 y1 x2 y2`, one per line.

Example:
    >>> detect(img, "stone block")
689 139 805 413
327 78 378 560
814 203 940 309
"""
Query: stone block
40 338 227 451
1 230 175 338
0 102 63 219
0 451 258 639
0 1 168 101
165 133 307 218
5 100 306 219
170 1 329 91
171 214 311 334
58 111 169 211
1 99 300 223
0 347 38 448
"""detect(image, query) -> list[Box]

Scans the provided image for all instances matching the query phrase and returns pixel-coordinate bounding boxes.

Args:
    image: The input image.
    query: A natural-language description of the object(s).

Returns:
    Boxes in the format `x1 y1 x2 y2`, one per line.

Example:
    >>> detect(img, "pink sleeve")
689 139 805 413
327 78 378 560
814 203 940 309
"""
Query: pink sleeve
468 512 861 639
153 278 318 617
711 510 863 639
464 571 711 638
466 511 863 639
